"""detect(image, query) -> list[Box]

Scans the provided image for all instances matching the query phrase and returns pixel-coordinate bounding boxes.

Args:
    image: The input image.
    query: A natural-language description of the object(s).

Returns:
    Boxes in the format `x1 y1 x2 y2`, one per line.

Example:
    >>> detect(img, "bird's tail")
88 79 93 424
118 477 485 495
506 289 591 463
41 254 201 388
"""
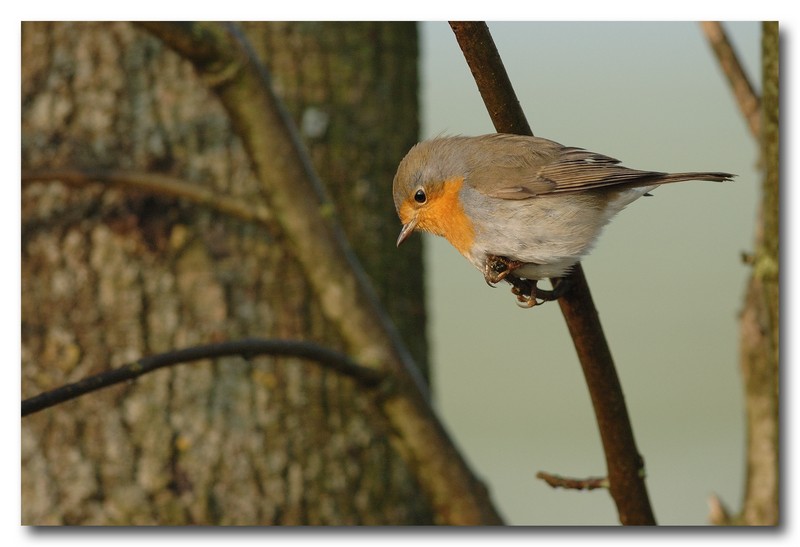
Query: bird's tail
657 171 735 184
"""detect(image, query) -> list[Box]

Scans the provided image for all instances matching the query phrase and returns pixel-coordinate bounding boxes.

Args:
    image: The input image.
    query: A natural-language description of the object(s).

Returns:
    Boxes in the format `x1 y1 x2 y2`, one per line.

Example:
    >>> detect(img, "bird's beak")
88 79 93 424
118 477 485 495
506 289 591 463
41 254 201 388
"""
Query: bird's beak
396 217 419 247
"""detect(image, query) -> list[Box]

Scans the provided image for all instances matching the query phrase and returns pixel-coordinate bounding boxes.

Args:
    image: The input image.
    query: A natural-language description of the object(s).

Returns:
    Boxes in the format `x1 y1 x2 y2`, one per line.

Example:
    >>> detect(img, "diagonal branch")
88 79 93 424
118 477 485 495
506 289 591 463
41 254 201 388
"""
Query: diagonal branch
22 339 386 417
700 21 761 140
449 21 656 526
137 21 503 526
445 26 532 137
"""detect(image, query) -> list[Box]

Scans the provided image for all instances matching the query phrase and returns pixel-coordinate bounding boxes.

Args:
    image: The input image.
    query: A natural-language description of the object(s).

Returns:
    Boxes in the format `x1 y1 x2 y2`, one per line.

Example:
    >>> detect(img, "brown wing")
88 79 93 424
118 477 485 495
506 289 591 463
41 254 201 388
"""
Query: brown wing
464 134 732 200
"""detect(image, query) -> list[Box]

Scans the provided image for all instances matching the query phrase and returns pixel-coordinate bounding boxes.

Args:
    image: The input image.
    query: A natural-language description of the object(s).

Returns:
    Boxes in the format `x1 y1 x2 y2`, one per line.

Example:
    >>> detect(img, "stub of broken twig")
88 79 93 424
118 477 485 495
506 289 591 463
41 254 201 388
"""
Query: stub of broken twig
536 471 609 491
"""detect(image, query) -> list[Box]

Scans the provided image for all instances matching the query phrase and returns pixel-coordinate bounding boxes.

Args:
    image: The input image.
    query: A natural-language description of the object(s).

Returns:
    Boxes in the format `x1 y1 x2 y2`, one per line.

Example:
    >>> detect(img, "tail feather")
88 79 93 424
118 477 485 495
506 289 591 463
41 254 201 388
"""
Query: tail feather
658 171 735 184
542 168 735 195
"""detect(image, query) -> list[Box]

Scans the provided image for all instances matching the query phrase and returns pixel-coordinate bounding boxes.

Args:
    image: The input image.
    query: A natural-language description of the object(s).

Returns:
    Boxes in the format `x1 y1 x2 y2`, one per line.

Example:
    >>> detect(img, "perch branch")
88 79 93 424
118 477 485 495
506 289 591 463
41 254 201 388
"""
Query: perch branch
700 21 761 140
449 21 656 525
137 21 503 525
22 339 386 417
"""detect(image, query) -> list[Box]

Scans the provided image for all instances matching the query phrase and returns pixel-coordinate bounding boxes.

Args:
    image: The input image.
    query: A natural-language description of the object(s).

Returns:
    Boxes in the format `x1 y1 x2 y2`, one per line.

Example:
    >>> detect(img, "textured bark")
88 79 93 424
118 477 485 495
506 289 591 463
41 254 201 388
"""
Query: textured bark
243 22 428 379
22 21 431 525
736 21 780 526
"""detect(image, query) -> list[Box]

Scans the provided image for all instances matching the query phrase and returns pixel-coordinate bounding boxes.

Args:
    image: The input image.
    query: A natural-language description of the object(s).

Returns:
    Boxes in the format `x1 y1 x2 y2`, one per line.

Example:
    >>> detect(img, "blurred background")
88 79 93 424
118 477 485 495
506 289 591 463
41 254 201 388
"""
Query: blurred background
11 17 766 529
417 21 760 525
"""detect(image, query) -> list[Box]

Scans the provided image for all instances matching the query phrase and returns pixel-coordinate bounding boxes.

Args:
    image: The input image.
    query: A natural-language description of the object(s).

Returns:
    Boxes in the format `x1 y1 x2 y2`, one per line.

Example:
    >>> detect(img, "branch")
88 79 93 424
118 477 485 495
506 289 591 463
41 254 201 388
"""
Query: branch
445 24 532 137
700 21 761 139
536 471 609 491
733 21 779 526
707 493 733 525
22 169 273 225
22 339 386 417
449 21 656 525
137 22 503 525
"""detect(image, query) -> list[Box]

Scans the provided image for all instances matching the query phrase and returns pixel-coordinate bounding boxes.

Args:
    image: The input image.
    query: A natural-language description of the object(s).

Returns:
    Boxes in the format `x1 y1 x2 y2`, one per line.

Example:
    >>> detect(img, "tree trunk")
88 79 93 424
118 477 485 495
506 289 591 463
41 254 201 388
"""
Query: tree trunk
21 21 431 525
242 22 428 379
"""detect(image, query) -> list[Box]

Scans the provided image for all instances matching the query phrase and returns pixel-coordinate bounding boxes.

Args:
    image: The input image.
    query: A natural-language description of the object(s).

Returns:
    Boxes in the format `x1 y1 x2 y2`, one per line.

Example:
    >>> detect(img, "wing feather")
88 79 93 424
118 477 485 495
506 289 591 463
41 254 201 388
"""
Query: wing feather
463 134 731 199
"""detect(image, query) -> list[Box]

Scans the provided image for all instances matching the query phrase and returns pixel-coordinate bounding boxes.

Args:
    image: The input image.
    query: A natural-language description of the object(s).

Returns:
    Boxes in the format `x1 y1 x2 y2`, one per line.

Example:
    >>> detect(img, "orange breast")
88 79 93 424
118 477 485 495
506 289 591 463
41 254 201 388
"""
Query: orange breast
416 177 476 257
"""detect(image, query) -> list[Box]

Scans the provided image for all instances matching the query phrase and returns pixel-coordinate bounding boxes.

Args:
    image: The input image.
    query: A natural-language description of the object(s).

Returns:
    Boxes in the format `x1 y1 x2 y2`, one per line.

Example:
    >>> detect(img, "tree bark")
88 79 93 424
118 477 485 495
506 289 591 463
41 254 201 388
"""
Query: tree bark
242 22 429 379
22 21 432 525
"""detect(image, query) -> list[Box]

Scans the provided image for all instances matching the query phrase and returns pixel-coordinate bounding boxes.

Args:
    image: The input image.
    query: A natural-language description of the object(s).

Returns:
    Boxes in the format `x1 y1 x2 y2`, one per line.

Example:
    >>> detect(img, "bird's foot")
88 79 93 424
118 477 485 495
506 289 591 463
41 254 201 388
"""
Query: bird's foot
506 277 542 308
484 255 570 307
483 255 524 286
506 274 570 308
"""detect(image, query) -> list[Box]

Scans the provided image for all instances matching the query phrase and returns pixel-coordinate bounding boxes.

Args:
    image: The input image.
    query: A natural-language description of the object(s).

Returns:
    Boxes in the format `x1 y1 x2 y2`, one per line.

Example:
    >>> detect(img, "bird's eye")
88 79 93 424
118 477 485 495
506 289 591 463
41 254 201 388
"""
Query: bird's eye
414 188 427 204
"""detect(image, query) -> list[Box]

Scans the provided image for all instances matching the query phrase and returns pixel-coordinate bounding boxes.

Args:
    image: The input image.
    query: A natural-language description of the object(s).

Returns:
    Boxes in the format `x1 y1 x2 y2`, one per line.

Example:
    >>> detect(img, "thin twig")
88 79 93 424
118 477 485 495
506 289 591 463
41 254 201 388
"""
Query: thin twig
700 21 761 139
22 169 273 225
536 471 609 491
449 21 656 525
707 493 733 525
22 338 386 417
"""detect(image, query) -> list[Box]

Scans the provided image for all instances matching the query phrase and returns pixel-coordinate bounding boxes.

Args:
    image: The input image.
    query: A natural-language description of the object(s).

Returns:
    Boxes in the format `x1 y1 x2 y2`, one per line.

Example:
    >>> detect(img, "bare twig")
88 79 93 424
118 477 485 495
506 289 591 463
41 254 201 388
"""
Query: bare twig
536 471 609 491
22 169 273 225
707 493 733 525
700 22 761 139
137 21 503 525
22 339 386 417
449 21 656 525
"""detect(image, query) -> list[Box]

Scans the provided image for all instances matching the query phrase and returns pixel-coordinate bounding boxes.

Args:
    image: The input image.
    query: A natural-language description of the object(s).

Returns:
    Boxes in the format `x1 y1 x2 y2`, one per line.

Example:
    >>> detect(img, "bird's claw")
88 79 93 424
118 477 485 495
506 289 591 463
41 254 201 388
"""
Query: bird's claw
484 255 570 308
506 276 543 308
483 255 523 286
509 276 569 307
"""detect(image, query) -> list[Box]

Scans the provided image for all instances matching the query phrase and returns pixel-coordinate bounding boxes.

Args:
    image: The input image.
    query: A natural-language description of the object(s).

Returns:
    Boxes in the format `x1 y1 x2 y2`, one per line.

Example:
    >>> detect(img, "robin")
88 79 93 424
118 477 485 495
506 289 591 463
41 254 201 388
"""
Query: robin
393 133 733 307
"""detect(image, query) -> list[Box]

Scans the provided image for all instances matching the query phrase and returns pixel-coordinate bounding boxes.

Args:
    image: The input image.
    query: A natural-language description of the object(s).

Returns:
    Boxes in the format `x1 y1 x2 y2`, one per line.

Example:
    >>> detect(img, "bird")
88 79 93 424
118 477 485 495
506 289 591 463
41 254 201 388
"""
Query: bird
392 133 734 307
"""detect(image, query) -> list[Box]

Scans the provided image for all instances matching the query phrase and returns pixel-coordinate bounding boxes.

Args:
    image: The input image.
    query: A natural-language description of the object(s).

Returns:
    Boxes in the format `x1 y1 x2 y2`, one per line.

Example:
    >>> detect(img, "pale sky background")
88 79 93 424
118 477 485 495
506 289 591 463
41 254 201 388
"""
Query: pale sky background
418 21 761 525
